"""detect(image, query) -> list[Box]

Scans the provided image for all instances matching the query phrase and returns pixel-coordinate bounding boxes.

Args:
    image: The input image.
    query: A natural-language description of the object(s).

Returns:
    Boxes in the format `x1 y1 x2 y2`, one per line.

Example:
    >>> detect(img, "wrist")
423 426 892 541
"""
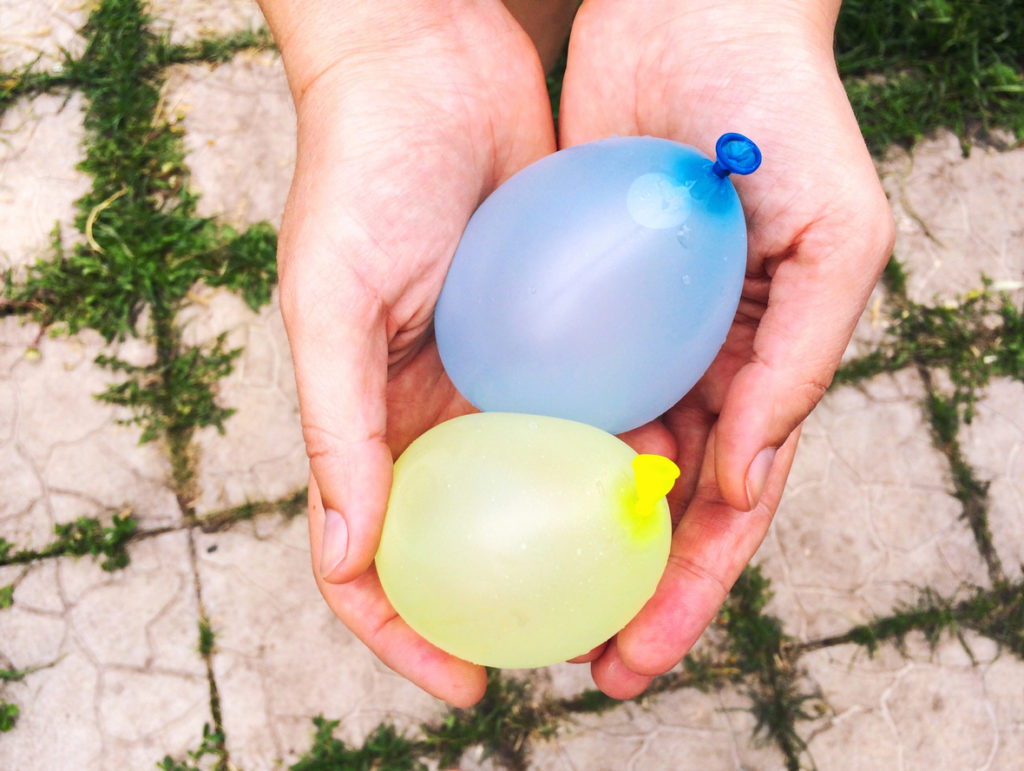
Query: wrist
578 0 839 54
255 0 460 101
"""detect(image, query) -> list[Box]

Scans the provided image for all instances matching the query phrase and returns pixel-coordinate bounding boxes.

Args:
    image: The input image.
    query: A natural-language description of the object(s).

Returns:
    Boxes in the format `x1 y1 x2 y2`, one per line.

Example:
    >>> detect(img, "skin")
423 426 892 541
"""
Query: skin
258 0 895 706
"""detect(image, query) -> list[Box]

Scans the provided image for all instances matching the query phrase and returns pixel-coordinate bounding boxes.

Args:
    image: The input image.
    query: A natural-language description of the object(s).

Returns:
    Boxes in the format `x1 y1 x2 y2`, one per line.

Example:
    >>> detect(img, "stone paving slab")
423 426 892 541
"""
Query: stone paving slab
961 378 1024 580
0 0 89 73
160 51 294 229
800 634 1017 770
2 2 1024 769
880 133 1024 304
0 532 211 770
759 369 988 641
0 91 91 274
1 324 177 552
529 684 786 770
194 515 448 768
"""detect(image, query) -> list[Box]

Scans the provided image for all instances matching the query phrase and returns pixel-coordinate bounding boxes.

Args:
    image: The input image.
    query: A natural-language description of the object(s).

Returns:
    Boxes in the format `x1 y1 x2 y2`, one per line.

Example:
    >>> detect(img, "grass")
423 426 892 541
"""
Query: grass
836 0 1024 153
289 719 425 771
720 567 820 770
2 0 1024 768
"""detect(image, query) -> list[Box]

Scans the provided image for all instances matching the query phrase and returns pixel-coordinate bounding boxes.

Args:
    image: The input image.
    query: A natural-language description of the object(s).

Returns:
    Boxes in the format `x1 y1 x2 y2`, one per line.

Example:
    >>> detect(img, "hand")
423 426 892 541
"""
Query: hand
264 0 556 706
559 0 896 697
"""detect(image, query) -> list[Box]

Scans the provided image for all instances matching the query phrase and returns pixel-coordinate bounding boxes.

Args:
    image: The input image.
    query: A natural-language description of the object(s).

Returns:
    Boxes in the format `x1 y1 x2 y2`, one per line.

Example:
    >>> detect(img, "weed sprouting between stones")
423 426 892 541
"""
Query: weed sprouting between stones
156 723 226 771
0 702 18 732
835 262 1022 581
0 661 60 734
198 616 216 657
721 567 822 771
289 718 425 771
197 487 308 532
810 578 1024 665
0 512 136 572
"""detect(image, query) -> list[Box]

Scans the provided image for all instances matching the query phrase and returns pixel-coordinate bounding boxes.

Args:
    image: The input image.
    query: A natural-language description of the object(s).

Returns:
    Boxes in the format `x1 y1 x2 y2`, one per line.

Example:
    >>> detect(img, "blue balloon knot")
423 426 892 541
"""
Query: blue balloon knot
711 133 762 178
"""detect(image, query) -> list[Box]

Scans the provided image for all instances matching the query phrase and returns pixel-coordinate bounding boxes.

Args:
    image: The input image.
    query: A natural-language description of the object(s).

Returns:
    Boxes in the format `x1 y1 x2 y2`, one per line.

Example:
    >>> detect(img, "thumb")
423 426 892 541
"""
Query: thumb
715 219 892 512
280 241 393 584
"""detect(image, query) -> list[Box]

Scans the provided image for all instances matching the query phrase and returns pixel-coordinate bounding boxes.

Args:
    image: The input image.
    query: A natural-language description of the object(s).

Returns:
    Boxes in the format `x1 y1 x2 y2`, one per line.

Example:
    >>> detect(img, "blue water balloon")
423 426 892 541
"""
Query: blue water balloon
435 133 761 434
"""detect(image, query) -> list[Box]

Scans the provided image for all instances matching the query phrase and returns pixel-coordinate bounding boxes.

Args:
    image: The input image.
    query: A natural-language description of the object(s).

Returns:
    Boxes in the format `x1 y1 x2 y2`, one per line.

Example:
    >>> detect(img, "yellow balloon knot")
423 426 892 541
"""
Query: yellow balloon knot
632 454 680 518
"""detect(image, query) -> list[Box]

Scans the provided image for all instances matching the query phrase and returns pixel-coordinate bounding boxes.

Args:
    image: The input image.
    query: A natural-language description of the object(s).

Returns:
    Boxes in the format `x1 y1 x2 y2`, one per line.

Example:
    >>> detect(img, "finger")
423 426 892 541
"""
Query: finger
661 399 717 525
279 219 393 584
598 424 799 688
715 187 894 513
590 637 653 701
568 642 608 664
308 476 487 707
616 421 676 459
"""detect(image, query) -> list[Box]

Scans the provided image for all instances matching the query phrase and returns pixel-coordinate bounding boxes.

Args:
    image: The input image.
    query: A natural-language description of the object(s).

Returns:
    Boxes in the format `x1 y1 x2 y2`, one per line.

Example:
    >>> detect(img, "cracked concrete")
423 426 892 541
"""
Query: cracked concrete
2 2 1024 769
0 0 89 73
0 532 211 770
531 685 786 770
1 325 177 552
194 515 448 768
0 91 91 275
759 369 989 641
880 132 1024 304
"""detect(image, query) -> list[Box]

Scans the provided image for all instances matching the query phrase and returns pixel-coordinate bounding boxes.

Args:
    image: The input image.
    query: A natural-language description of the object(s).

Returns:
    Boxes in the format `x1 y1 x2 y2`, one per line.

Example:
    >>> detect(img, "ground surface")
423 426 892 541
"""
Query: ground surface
1 1 1023 769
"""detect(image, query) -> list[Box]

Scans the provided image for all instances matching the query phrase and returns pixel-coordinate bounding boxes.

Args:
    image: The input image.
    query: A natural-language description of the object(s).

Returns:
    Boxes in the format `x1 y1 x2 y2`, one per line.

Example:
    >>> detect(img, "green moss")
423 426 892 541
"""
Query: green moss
198 617 216 657
840 580 1024 659
421 670 546 770
882 256 909 297
0 702 19 732
155 27 276 67
0 585 13 609
557 687 616 715
157 723 225 771
0 513 137 571
290 718 425 771
198 488 308 532
722 567 819 771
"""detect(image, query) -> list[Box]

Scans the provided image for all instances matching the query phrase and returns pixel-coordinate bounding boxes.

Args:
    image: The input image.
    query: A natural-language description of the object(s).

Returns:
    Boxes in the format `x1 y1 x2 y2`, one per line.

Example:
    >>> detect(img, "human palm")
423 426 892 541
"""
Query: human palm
553 1 894 696
271 0 895 707
274 4 556 706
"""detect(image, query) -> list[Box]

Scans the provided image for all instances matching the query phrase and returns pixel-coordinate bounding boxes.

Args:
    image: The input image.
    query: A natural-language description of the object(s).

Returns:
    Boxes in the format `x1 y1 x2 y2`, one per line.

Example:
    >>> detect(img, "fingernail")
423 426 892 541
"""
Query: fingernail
319 508 348 579
745 448 777 510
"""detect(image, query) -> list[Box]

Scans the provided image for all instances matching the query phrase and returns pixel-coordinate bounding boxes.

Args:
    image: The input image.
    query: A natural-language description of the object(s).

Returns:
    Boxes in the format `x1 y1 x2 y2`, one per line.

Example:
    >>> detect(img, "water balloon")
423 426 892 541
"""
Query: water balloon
435 133 761 434
375 412 679 668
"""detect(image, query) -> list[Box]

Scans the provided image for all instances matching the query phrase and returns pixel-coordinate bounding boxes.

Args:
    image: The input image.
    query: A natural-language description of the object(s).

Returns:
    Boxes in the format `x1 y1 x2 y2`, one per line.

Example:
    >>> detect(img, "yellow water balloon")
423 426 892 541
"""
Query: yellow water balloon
376 412 679 668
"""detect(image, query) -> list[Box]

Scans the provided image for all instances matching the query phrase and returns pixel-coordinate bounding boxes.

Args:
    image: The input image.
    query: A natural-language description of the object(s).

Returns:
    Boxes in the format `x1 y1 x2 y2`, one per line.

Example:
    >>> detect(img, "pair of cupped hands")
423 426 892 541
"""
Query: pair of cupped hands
261 0 894 706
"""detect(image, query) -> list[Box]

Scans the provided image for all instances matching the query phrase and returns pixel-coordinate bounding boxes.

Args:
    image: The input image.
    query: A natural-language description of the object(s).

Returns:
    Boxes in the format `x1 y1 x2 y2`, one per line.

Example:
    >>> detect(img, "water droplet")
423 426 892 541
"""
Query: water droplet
682 275 691 285
528 286 537 295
